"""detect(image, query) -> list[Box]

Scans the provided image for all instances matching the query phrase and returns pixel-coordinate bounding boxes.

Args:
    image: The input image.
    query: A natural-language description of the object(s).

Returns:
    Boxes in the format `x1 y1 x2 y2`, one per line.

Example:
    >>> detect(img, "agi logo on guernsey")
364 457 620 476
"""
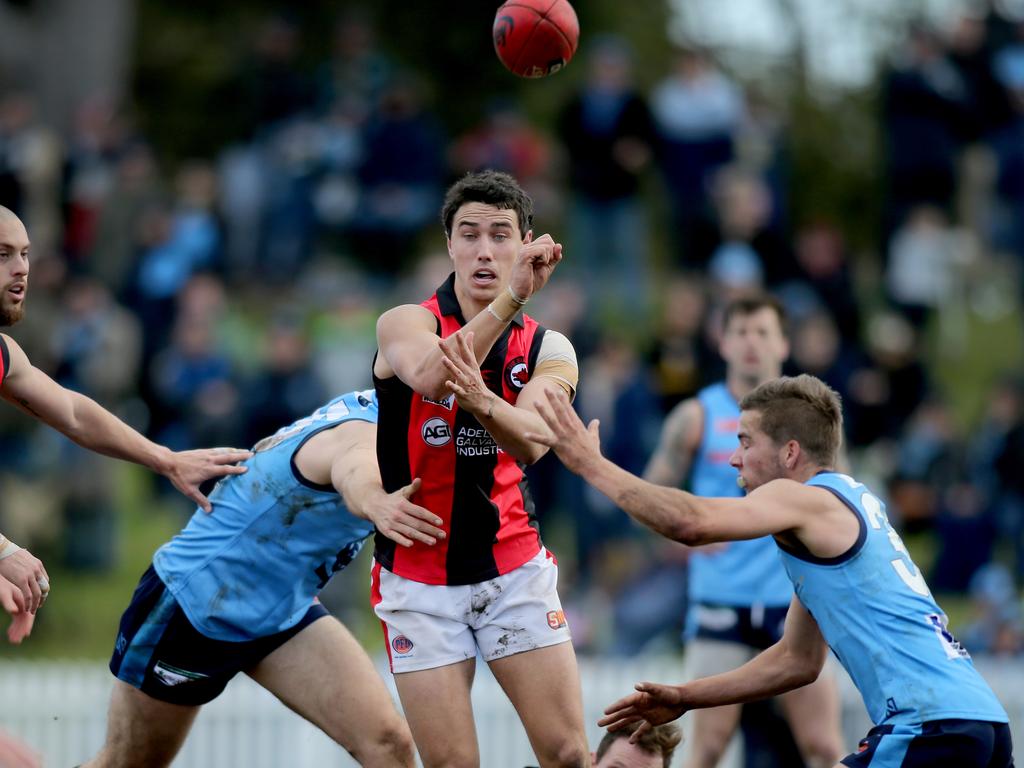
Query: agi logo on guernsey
421 417 452 446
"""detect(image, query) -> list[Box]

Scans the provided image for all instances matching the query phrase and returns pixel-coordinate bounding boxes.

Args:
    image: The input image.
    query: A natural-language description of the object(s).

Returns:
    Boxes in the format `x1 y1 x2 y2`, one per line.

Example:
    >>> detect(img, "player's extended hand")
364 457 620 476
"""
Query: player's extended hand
524 389 602 476
366 478 446 548
509 233 563 301
0 576 32 643
0 550 48 614
163 447 254 513
7 609 34 644
0 728 41 768
440 332 493 416
598 681 689 741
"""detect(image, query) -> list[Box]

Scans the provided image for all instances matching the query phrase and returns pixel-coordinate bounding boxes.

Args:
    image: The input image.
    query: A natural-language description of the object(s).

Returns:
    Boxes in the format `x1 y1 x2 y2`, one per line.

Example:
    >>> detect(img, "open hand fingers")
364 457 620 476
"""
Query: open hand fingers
210 448 253 464
628 720 654 744
7 611 34 644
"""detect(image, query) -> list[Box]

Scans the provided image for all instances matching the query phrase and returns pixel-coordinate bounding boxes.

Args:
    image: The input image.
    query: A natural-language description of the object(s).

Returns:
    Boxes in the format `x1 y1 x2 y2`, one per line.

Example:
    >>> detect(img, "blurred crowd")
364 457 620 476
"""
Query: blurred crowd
2 6 1024 657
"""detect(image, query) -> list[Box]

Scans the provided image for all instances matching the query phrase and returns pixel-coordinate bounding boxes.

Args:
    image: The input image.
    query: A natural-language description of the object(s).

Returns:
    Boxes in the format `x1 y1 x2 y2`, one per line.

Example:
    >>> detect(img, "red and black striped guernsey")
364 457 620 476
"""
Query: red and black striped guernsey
0 335 9 386
373 274 549 586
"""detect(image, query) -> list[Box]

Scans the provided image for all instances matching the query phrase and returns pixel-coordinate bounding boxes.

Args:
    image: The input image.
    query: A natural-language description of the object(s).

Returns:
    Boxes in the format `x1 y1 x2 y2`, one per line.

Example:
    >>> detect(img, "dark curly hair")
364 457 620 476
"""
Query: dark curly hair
441 170 533 238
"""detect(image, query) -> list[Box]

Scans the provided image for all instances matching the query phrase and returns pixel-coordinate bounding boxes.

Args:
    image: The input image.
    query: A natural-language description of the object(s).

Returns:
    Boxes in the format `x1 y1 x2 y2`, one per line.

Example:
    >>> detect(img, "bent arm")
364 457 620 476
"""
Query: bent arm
484 376 569 464
677 596 828 709
375 302 521 400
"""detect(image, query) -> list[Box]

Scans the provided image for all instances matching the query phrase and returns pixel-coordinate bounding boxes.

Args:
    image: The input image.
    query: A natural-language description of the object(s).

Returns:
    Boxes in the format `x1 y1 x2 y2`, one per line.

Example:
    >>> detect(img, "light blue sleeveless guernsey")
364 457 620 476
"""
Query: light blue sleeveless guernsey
153 390 377 641
780 472 1008 726
688 383 792 607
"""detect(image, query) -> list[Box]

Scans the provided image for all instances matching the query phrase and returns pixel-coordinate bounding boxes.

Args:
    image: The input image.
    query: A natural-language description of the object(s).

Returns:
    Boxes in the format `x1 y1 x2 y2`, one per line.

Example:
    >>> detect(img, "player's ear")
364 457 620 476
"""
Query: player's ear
447 236 454 260
523 229 533 244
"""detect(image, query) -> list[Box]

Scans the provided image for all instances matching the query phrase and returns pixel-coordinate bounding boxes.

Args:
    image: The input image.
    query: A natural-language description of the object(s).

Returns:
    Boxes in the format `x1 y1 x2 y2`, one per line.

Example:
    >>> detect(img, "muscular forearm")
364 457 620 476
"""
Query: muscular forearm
60 391 170 472
482 396 551 464
679 642 818 711
577 456 711 543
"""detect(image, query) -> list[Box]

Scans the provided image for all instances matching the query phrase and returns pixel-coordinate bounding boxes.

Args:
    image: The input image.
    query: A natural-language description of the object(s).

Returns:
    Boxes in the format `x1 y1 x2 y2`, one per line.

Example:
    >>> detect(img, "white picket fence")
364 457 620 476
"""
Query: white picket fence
0 657 1020 767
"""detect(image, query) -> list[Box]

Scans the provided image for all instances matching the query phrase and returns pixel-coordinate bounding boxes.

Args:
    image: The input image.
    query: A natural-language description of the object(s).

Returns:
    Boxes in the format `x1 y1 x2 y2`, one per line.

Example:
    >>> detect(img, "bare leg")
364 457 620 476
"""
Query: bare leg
777 669 844 768
247 617 415 768
81 680 200 768
393 658 480 768
489 642 589 768
684 703 744 768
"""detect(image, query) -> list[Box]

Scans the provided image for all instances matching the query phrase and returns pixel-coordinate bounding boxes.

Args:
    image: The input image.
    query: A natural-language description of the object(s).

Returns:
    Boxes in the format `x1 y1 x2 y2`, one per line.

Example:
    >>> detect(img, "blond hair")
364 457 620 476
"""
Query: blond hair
739 374 843 467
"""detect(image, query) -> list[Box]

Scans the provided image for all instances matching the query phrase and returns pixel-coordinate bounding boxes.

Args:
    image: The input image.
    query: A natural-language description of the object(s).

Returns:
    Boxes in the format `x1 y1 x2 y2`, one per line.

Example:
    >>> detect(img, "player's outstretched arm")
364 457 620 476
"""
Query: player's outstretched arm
526 389 810 544
326 421 446 547
0 335 251 512
599 596 828 740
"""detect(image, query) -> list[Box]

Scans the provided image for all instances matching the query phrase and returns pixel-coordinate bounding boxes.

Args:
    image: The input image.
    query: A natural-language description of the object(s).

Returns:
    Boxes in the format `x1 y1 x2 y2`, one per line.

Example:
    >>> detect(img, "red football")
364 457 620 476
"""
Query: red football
493 0 579 79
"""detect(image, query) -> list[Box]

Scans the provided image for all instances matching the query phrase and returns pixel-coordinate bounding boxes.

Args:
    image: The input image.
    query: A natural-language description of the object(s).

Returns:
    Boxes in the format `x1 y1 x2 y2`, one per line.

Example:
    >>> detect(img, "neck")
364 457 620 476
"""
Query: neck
726 370 776 401
790 463 827 483
453 279 493 322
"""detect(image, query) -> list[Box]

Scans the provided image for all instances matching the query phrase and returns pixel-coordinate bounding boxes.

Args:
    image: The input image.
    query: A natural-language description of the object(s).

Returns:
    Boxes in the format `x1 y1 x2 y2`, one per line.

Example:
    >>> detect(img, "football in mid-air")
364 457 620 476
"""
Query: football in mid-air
493 0 579 79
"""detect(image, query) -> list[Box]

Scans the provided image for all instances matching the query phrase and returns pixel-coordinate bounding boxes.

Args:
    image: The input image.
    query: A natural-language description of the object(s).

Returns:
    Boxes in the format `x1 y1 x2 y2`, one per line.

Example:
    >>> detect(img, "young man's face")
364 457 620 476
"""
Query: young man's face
447 202 528 305
720 307 788 382
593 739 663 768
729 410 787 492
0 215 29 326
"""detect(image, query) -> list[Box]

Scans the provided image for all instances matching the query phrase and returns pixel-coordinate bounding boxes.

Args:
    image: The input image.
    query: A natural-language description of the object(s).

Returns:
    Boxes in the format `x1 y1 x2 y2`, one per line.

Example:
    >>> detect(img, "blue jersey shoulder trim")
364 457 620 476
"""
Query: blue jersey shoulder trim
288 414 376 493
775 485 867 565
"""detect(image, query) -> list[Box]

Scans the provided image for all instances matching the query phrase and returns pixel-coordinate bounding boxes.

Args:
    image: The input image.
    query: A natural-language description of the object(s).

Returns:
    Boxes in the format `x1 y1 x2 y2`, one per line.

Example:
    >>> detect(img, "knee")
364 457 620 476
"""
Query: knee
691 735 730 768
352 721 416 767
545 738 589 768
795 733 842 768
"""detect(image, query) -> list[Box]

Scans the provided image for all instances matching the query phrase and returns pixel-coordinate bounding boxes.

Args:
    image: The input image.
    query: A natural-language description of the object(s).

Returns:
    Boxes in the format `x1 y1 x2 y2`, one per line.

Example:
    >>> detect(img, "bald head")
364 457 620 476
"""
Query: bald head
0 205 20 225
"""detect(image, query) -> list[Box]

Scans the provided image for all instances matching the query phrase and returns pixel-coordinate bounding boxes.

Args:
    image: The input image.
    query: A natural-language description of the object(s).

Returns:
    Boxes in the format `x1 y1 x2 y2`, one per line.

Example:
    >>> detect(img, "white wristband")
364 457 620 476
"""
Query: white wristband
507 285 528 306
0 540 22 560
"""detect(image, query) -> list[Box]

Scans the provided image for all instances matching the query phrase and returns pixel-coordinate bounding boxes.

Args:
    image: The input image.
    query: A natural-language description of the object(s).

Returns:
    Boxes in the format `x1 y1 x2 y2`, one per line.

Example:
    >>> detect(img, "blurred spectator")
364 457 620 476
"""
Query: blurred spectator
62 96 133 261
88 142 163 298
237 14 314 136
242 317 324 447
845 312 930 447
882 22 973 234
785 220 862 346
995 388 1024 582
0 91 62 255
148 295 240 452
646 277 714 413
961 563 1024 656
886 205 972 327
51 277 141 403
450 99 559 220
557 35 657 314
316 10 392 120
651 46 744 265
696 165 794 288
349 73 445 275
946 10 1014 140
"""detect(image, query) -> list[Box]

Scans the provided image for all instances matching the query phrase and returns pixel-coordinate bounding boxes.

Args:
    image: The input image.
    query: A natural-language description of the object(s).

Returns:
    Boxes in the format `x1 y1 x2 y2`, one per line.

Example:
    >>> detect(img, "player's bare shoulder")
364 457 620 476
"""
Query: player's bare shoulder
665 397 704 455
374 304 437 378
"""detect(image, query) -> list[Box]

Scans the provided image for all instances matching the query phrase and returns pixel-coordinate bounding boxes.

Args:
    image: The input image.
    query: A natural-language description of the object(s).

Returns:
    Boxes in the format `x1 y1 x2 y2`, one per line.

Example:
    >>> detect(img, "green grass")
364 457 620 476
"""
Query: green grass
0 464 183 660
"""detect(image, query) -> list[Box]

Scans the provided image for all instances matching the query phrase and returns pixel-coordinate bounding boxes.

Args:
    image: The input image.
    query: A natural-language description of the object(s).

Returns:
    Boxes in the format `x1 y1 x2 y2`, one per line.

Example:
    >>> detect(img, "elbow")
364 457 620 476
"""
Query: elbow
519 444 547 466
671 516 711 547
785 649 824 689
